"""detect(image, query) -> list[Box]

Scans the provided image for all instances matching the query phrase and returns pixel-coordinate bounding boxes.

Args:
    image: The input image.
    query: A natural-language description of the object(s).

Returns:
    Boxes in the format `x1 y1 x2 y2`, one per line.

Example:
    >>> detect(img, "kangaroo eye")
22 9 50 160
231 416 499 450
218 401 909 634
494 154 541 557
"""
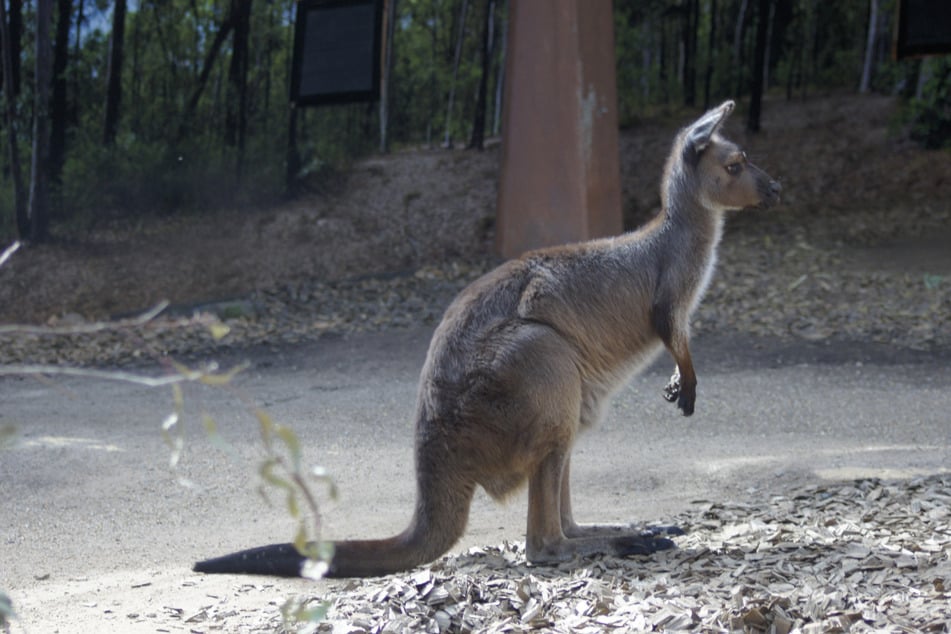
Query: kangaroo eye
725 163 742 176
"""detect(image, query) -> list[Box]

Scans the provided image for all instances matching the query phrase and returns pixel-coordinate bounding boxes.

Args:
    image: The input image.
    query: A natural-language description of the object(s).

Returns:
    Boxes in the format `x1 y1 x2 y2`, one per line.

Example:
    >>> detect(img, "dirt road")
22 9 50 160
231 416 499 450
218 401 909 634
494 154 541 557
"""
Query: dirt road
2 328 949 632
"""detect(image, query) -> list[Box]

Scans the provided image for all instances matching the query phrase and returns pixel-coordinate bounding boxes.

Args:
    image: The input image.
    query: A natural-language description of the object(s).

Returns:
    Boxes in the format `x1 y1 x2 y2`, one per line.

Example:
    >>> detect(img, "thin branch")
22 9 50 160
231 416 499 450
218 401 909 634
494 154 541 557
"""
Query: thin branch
0 300 171 336
0 241 20 269
0 362 222 387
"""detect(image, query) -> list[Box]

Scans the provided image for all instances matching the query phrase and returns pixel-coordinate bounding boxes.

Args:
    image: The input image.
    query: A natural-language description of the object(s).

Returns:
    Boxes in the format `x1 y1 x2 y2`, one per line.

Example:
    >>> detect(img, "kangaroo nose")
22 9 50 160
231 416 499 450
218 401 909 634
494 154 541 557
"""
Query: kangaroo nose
770 180 782 194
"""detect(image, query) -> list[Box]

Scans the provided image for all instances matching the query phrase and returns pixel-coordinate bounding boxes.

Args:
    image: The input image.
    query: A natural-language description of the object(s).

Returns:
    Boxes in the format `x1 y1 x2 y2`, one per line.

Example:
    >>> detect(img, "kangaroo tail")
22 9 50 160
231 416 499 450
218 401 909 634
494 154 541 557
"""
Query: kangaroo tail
193 543 305 577
194 455 475 578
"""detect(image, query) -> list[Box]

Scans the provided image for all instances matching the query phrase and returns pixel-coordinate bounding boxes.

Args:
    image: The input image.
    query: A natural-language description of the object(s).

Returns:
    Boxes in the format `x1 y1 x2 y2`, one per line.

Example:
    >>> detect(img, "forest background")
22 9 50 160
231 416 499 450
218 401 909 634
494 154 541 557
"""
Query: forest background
0 0 948 244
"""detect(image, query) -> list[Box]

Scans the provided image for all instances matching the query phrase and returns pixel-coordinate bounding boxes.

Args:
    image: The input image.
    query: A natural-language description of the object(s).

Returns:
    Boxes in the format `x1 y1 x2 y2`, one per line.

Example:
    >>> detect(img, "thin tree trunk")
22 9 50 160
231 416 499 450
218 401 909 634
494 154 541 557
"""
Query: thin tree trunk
70 0 83 125
103 0 126 146
443 0 468 147
859 0 878 93
683 0 698 107
0 0 27 238
426 2 438 146
733 0 749 97
492 0 507 136
286 105 299 194
641 11 653 103
225 0 251 178
29 0 53 242
747 0 770 132
703 0 718 109
50 0 71 187
379 0 397 153
468 0 492 150
7 0 21 95
178 12 235 140
763 0 774 90
659 13 669 103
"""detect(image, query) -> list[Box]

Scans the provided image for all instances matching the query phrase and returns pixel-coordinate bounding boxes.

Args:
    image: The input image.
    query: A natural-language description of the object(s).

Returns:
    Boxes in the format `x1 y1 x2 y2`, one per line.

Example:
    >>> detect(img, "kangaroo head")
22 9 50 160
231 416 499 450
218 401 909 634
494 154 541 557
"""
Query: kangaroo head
675 100 781 213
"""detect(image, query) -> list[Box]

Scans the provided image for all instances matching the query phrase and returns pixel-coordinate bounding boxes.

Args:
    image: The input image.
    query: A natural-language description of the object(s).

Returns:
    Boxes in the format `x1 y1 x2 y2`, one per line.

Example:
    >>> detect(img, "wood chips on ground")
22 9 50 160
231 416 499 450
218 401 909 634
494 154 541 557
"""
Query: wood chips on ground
175 475 950 633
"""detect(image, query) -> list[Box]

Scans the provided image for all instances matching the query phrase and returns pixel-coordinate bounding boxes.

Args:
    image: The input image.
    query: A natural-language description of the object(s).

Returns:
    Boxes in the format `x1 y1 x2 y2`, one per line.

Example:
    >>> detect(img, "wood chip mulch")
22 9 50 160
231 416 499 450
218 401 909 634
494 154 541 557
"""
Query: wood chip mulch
216 475 951 633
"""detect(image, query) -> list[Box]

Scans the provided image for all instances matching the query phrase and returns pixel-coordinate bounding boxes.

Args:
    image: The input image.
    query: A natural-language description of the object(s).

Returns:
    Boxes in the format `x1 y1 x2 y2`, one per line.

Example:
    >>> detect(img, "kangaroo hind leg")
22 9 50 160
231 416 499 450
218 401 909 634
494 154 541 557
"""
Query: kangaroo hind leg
525 450 676 565
558 457 684 540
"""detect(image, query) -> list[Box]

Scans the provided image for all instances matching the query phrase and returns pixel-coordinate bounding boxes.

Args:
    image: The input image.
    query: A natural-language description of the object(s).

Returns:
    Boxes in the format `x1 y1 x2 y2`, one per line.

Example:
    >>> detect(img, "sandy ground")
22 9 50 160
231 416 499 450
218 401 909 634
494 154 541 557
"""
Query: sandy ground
2 328 949 633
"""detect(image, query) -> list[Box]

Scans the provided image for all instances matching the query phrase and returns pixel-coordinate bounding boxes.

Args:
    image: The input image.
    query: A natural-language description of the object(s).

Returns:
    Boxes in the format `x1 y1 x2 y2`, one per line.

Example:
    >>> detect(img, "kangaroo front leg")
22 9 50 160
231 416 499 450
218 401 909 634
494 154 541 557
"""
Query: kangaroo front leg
663 344 697 416
652 301 697 416
662 357 697 416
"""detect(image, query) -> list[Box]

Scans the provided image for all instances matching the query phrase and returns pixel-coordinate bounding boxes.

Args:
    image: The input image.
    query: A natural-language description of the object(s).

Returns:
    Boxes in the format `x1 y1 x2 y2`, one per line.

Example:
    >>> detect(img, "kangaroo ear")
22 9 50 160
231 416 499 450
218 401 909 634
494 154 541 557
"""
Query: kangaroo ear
682 100 735 163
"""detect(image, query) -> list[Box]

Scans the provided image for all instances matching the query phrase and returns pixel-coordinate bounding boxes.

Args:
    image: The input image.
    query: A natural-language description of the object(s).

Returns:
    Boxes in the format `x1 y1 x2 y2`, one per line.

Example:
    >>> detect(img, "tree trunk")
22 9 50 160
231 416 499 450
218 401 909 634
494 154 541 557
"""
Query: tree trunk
7 0 21 96
103 0 126 146
859 0 878 93
443 0 469 147
703 0 718 109
70 0 83 125
286 105 300 195
732 0 749 97
659 12 669 103
29 0 53 242
0 0 27 238
682 0 698 107
178 12 236 140
763 0 775 90
468 0 493 150
379 0 397 153
747 0 770 132
50 0 71 187
225 0 251 178
492 0 507 136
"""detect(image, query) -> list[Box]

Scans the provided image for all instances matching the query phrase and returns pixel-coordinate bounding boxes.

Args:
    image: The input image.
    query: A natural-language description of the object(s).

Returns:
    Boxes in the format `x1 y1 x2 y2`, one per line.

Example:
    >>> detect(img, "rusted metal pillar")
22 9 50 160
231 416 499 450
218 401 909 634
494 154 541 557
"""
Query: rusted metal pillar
495 0 623 259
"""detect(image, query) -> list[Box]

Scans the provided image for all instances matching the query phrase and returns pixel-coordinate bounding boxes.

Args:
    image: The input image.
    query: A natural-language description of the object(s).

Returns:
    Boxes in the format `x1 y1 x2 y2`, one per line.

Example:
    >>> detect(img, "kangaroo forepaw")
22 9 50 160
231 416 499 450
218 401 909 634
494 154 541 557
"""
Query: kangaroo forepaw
662 374 681 402
663 375 695 416
615 534 677 557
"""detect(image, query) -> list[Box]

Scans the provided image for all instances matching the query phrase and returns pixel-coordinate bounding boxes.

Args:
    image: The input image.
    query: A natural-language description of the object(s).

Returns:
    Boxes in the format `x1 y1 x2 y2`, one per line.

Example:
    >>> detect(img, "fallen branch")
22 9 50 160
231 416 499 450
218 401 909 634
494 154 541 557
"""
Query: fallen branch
0 360 243 388
0 240 19 269
0 301 172 336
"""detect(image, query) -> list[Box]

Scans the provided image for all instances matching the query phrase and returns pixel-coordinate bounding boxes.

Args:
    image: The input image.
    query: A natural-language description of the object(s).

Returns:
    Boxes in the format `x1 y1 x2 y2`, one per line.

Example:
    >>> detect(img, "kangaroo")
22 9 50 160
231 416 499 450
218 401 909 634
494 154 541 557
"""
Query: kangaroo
193 100 781 578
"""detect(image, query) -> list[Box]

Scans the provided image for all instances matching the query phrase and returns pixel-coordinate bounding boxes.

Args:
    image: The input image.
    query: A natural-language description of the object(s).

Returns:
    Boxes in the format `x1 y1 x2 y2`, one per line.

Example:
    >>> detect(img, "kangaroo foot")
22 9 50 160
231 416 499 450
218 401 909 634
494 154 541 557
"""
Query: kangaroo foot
642 524 686 537
614 534 677 557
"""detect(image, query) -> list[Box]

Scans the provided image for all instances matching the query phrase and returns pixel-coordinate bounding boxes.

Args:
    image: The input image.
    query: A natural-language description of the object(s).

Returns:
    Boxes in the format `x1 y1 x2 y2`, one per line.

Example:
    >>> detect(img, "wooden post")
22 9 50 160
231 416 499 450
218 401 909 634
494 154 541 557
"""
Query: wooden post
495 0 623 258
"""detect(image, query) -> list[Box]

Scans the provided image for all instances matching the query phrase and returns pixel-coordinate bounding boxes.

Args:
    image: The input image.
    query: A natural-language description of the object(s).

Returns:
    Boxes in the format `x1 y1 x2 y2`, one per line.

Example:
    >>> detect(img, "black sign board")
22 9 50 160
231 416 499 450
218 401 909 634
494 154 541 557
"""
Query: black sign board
895 0 951 58
290 0 383 105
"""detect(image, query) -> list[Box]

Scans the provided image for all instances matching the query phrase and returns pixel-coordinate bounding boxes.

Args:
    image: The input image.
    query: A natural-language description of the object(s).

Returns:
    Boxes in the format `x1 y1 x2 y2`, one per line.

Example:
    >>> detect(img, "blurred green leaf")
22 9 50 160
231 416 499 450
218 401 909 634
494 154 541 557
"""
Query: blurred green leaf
924 274 944 290
202 414 238 461
274 423 302 471
281 596 328 625
198 361 248 387
208 322 231 341
312 466 339 500
255 409 275 451
0 590 15 625
0 425 17 450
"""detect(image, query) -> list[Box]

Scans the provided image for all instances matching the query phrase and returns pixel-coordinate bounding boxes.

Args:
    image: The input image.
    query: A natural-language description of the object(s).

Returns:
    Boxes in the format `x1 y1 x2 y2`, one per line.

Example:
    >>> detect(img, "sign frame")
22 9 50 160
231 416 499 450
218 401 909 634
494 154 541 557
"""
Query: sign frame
290 0 384 106
895 0 951 59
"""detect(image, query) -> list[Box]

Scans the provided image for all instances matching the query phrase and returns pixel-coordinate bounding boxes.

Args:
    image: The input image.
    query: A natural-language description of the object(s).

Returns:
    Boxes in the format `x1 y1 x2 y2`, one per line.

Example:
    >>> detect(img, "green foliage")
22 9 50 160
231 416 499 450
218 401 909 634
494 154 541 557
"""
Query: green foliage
0 0 924 240
0 591 14 631
907 57 951 150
